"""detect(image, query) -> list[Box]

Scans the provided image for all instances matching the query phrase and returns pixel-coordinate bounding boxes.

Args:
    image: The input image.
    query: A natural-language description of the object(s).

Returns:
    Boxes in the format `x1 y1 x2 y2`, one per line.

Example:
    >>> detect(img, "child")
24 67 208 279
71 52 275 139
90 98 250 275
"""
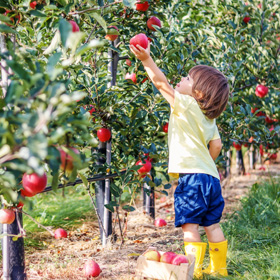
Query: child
130 42 229 278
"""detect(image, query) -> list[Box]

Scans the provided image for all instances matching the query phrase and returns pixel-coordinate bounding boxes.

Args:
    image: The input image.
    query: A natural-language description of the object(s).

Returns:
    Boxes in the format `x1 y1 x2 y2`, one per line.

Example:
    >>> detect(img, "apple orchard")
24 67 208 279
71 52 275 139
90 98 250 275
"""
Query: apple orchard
0 0 279 257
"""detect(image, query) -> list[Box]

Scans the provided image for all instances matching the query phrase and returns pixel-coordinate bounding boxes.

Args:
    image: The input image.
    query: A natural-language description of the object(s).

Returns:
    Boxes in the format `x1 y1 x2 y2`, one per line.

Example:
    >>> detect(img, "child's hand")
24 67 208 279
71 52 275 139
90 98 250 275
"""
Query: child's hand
130 42 151 62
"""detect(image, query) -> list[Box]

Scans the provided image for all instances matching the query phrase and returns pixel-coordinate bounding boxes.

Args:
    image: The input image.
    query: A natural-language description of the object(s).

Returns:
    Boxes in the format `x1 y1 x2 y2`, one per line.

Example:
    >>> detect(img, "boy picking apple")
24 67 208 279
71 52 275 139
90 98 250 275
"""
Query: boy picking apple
130 40 229 278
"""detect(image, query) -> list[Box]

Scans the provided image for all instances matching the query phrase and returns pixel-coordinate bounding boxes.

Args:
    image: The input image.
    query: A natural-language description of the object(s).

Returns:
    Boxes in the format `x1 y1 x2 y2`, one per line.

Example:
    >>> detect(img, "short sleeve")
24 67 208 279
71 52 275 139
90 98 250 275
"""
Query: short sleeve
211 125 220 140
172 90 194 115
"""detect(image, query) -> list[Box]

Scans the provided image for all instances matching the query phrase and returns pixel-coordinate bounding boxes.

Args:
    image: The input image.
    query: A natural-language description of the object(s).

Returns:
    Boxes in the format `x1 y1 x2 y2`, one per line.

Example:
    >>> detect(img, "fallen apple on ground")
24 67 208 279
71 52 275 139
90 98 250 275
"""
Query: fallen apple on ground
54 228 68 239
155 218 167 227
160 252 177 264
0 209 15 224
84 259 101 277
143 249 161 262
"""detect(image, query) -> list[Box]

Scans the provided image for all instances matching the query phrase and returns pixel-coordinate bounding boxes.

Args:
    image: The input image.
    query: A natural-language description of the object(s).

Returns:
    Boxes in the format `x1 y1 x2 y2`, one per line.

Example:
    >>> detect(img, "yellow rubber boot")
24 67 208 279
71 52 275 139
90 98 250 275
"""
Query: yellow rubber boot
184 242 207 279
203 240 228 276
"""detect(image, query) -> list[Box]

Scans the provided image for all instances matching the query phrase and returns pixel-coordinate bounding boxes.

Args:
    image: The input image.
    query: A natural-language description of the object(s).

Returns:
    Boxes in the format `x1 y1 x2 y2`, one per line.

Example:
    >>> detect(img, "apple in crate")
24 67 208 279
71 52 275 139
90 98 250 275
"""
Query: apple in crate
172 254 189 265
155 218 167 227
143 249 161 262
160 252 177 264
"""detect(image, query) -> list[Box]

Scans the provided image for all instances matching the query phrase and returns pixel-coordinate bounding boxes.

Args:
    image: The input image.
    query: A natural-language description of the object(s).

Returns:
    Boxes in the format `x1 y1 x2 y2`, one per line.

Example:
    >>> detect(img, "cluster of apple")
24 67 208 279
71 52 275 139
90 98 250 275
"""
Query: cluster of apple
143 249 189 266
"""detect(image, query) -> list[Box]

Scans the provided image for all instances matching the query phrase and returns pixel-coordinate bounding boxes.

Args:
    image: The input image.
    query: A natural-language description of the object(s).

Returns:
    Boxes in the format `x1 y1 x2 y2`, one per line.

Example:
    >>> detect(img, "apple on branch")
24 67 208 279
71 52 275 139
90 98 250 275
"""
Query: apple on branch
125 72 137 84
21 172 48 197
68 20 80 32
29 1 37 9
136 159 152 177
233 142 242 151
243 16 250 24
147 16 162 31
0 209 15 224
59 147 80 172
163 123 169 133
135 0 149 11
255 84 269 98
97 128 111 142
105 26 119 41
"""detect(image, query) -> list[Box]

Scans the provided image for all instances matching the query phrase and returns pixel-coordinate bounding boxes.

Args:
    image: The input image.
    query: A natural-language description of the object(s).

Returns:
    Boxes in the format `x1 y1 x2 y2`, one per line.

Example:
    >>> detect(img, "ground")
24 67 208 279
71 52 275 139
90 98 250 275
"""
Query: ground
6 152 280 279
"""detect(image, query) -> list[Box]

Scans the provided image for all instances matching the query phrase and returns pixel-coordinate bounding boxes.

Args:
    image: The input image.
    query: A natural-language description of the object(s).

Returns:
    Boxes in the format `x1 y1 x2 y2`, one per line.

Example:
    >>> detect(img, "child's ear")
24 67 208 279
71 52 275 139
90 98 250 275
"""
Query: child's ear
195 90 203 99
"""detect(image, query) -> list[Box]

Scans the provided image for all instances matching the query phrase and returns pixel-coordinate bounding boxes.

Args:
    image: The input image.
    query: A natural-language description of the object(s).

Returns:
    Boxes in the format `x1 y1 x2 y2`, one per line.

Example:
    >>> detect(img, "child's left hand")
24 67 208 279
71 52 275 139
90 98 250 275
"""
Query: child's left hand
130 42 151 62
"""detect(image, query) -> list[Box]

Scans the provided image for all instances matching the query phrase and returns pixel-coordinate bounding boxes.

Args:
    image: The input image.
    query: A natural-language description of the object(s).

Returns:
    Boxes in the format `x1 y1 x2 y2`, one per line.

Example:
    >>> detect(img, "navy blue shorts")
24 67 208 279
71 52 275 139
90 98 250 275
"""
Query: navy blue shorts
174 173 225 227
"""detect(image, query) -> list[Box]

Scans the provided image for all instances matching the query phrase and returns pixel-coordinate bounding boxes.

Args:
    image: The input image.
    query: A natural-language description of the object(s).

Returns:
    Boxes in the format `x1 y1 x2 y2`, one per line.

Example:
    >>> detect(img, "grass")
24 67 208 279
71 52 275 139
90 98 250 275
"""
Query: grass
202 177 280 279
22 186 96 248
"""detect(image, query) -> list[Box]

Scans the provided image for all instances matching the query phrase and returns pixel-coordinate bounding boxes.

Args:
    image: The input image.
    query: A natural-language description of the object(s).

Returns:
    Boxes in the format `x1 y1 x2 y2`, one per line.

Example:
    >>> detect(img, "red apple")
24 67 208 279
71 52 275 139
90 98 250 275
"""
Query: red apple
255 84 268 98
0 209 15 224
105 26 119 41
4 10 21 26
54 228 67 239
268 153 277 160
251 107 266 117
136 159 152 175
21 172 47 197
160 252 177 264
172 254 189 265
130 33 148 50
59 147 80 172
141 77 148 83
97 128 111 142
155 218 167 227
233 142 242 151
88 105 96 115
163 123 169 133
125 72 137 84
265 116 274 124
84 260 101 277
29 1 37 9
143 250 161 262
147 16 162 31
126 59 132 66
68 20 80 32
136 0 149 11
243 16 250 24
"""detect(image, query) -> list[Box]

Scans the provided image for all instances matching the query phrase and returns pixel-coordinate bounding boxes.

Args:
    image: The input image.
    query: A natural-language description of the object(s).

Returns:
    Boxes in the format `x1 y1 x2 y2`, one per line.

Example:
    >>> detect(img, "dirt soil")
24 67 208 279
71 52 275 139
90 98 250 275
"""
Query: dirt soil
9 154 280 279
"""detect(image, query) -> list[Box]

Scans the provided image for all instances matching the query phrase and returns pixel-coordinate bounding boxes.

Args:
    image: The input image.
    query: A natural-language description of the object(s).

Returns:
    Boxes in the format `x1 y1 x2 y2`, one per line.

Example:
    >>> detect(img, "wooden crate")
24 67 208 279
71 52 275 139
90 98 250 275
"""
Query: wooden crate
135 247 195 280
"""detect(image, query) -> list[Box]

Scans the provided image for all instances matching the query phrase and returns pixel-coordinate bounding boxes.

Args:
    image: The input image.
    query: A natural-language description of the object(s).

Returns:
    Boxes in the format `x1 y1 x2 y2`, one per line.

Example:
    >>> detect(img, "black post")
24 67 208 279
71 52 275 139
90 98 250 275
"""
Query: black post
142 173 155 219
94 142 112 242
1 213 26 280
236 150 245 175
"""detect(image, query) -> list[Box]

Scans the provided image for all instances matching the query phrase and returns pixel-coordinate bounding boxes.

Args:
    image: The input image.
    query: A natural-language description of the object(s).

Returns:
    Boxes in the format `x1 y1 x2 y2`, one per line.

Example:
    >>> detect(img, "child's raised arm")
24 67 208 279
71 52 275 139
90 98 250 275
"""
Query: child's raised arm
130 42 175 106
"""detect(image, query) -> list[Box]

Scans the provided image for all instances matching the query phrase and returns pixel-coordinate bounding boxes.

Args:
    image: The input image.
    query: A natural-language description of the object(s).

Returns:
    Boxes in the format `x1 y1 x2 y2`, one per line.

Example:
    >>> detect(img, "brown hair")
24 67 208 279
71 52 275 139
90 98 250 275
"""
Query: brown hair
189 65 229 119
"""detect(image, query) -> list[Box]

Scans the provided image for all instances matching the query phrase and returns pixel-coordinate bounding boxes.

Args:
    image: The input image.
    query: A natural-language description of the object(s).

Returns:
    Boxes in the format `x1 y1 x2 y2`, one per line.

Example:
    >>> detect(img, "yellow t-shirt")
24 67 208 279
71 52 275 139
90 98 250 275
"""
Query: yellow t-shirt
168 90 220 180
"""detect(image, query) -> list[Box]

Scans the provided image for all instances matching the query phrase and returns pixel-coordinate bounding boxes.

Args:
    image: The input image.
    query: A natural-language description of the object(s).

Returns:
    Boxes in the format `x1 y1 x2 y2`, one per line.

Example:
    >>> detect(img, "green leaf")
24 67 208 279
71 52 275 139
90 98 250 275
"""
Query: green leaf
75 39 104 56
79 172 89 188
0 24 17 34
59 18 72 47
104 203 115 212
51 171 59 191
29 10 47 17
122 205 135 212
6 61 30 82
90 13 107 33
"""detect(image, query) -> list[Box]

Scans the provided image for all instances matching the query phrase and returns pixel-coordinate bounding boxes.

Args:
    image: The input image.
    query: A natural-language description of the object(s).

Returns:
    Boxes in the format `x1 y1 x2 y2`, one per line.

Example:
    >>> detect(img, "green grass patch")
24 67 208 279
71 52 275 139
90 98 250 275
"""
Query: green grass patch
203 177 280 279
22 187 96 247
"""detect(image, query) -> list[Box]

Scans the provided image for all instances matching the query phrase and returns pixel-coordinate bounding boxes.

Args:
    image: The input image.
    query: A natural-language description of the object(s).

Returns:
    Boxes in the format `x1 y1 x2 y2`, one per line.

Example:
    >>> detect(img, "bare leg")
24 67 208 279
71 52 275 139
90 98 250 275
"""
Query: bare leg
204 223 225 243
182 223 201 242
